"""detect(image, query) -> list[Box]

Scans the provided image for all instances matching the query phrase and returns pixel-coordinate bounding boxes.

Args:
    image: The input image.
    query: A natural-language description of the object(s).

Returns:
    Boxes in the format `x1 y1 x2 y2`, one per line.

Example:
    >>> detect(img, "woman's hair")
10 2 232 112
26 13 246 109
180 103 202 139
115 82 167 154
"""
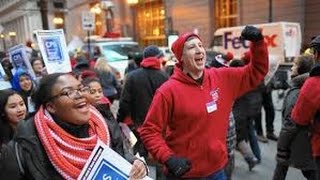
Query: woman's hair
0 89 19 120
0 89 20 145
94 57 112 72
295 55 315 75
82 77 101 87
32 73 66 110
30 57 44 67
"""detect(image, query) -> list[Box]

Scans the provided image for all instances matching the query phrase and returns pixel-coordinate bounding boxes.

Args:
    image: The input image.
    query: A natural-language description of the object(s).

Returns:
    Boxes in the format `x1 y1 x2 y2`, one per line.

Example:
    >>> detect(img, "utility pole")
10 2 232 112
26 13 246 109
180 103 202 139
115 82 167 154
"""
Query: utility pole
268 0 273 22
39 0 49 30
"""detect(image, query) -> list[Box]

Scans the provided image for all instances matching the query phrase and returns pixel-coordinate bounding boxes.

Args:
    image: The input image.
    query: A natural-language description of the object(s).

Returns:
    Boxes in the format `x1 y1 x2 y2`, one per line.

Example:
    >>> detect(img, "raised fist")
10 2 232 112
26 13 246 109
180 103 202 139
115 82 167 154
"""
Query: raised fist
240 26 263 42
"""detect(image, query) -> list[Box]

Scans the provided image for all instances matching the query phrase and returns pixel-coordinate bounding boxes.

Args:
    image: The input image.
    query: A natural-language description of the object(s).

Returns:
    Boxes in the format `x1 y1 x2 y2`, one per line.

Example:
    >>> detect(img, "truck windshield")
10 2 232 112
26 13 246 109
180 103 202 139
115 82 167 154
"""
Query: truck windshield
102 44 140 62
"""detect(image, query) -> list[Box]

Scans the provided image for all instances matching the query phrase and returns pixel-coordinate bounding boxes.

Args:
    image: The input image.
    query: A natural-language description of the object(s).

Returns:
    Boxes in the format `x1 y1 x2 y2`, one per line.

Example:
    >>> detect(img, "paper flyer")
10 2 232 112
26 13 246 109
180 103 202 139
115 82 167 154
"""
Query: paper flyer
35 29 71 74
8 44 36 78
78 140 153 180
264 55 280 85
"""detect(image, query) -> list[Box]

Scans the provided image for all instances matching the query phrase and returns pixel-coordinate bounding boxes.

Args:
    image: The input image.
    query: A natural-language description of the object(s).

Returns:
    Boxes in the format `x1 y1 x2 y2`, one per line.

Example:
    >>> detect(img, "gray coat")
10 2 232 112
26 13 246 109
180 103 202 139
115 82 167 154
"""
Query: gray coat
277 73 316 170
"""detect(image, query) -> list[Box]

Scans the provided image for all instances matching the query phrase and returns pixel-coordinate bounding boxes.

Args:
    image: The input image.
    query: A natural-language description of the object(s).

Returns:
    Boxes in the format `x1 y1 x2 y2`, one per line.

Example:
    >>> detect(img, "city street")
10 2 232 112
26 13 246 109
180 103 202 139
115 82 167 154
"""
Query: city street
112 90 307 180
233 90 305 180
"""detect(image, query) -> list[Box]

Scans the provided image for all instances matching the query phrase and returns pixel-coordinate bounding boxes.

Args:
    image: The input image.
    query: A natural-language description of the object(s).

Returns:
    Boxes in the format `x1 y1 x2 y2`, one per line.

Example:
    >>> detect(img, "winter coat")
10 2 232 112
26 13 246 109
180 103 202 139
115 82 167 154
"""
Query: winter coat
291 63 320 156
233 82 264 142
117 57 169 127
233 82 264 118
0 115 137 179
277 73 315 170
140 40 268 178
117 57 168 157
95 70 120 98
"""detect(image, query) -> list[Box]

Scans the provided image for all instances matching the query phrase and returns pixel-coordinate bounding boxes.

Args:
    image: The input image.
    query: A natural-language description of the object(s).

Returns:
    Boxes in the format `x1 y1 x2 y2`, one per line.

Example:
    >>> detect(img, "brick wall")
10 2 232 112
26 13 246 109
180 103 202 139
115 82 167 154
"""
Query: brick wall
166 0 212 47
305 0 320 45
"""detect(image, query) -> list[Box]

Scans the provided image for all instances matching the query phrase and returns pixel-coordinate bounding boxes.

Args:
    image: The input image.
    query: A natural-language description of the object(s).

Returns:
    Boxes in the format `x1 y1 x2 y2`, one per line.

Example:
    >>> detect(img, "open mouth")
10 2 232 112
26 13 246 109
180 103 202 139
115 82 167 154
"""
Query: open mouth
195 57 204 62
75 102 89 112
17 113 25 119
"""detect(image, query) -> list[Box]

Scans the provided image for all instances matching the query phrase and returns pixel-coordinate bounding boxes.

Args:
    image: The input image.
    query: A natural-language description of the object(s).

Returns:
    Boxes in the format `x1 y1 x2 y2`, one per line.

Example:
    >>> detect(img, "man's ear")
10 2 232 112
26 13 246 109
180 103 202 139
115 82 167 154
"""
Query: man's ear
45 102 56 114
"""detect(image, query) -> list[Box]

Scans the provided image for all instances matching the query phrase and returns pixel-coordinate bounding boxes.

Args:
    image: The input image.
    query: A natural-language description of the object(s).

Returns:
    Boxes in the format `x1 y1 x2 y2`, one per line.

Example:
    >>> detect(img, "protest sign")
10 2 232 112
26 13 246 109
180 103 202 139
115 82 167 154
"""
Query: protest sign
35 29 71 74
0 63 12 90
78 140 152 180
8 44 35 78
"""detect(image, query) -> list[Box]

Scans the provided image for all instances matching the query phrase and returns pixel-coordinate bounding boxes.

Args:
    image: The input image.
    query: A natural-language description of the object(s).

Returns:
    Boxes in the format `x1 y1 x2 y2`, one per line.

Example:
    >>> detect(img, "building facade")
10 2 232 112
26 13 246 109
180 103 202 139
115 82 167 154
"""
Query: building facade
0 0 319 52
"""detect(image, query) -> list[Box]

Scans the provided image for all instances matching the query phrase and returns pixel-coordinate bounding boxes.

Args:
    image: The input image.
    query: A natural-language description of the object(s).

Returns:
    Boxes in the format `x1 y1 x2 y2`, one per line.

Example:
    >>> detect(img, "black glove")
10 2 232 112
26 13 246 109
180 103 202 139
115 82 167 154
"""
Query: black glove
240 26 264 42
276 147 290 165
165 156 191 177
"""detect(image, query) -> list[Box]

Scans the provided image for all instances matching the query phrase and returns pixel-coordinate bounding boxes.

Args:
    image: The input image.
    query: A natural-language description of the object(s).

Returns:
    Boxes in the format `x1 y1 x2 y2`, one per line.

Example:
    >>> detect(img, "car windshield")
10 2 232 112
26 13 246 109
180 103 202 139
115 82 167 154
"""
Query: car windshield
102 44 140 62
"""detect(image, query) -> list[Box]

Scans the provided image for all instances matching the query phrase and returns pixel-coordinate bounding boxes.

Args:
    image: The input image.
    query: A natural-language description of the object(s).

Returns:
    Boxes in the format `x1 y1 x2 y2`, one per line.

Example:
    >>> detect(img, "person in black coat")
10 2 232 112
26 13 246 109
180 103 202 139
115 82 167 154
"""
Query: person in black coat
273 55 316 180
230 59 262 170
117 45 169 158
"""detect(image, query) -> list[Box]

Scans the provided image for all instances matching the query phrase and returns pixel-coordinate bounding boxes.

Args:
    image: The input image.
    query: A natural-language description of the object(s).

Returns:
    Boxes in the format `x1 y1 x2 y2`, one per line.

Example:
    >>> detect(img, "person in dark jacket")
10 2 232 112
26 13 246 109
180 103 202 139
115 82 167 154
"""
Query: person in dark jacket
276 35 320 179
230 59 262 170
0 73 147 179
117 45 169 158
82 76 126 155
0 89 27 151
273 55 316 180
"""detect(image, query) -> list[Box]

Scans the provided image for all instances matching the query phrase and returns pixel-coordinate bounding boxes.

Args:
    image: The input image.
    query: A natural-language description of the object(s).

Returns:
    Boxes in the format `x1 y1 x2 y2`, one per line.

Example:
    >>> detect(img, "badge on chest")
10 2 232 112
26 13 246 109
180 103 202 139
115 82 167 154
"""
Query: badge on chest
207 88 219 113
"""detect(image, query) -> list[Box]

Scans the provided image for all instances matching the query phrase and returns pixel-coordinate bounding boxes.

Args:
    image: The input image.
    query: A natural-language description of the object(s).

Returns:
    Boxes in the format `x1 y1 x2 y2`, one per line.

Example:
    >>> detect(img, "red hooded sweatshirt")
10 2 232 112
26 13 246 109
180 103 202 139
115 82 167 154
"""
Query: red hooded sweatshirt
291 76 320 156
139 40 268 178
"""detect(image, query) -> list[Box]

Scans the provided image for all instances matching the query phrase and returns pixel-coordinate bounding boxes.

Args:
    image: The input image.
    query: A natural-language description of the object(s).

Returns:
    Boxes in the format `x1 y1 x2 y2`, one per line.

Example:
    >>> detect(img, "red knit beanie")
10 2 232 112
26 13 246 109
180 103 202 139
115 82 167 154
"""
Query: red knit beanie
171 32 201 67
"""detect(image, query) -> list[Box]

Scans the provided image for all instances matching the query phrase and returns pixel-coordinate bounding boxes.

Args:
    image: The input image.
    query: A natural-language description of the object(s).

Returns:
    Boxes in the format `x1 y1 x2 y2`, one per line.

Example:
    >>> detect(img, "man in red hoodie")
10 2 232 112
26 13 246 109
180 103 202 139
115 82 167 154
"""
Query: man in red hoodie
277 35 320 179
140 26 269 179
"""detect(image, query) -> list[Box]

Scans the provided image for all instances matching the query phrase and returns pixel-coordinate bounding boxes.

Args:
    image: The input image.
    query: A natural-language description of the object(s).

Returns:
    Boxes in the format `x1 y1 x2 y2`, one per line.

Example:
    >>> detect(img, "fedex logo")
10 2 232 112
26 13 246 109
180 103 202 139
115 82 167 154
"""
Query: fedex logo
224 31 277 49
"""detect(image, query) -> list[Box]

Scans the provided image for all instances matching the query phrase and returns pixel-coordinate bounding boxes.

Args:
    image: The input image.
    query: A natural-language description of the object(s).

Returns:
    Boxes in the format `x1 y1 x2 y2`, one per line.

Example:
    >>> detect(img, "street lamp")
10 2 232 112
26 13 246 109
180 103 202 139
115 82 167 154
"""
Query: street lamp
0 34 6 52
9 31 16 47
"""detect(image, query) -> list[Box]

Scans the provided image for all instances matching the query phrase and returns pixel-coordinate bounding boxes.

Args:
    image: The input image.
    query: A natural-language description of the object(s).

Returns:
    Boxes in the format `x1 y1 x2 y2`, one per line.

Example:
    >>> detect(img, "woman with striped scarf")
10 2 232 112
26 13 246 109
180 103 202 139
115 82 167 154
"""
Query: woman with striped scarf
0 73 147 180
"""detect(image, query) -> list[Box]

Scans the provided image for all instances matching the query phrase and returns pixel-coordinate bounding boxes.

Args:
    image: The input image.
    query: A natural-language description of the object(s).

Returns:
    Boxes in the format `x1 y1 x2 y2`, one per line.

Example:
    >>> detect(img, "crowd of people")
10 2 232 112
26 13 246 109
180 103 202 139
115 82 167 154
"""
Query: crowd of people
0 25 319 180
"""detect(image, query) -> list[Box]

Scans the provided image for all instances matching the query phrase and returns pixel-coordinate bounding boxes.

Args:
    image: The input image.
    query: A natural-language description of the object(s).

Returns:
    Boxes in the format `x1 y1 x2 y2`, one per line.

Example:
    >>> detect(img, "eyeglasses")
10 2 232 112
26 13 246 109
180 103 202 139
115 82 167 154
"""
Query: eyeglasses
49 86 90 101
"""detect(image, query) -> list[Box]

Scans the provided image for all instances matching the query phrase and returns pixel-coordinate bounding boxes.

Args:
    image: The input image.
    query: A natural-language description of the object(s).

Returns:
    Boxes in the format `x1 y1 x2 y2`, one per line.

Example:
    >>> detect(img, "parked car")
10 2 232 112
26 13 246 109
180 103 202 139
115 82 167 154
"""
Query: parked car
82 36 141 82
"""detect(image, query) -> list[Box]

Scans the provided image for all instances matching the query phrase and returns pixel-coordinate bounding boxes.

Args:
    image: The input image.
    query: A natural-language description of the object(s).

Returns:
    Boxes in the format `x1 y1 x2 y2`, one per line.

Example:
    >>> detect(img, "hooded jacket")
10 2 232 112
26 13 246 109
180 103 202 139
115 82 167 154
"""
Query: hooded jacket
277 73 315 170
140 40 268 177
117 56 168 127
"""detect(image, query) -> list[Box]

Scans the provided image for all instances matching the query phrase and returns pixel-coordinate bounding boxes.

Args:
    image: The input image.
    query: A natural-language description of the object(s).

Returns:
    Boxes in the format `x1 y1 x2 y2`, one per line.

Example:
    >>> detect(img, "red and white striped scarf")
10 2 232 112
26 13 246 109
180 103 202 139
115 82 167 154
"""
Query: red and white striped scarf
34 105 110 179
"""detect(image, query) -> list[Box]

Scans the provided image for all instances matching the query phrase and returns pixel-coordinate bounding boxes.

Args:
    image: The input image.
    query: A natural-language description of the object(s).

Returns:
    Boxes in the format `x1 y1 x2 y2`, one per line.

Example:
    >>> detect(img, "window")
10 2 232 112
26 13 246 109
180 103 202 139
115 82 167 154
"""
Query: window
136 0 166 47
215 0 237 28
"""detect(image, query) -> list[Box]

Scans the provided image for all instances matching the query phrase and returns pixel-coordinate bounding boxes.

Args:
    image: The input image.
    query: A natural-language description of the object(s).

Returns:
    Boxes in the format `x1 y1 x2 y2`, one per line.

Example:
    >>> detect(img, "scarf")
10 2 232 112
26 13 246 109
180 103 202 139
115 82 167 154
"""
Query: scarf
34 105 110 179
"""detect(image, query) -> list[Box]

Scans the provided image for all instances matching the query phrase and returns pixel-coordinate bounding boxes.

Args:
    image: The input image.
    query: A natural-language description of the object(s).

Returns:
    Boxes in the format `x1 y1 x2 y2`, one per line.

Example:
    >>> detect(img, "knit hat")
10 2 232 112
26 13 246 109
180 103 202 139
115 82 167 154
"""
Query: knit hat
214 52 234 67
171 32 201 66
143 45 164 59
310 35 320 52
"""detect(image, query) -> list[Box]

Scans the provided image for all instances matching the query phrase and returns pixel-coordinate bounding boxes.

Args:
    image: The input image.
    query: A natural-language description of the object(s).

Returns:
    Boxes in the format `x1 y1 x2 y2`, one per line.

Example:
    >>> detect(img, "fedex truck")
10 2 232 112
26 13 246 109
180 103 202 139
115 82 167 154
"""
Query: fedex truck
212 22 302 86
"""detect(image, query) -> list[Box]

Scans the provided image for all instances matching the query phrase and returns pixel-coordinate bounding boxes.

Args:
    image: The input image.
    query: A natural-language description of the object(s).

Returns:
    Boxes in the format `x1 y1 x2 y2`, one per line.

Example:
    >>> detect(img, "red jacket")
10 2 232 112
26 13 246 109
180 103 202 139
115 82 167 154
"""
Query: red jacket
140 40 268 178
291 76 320 156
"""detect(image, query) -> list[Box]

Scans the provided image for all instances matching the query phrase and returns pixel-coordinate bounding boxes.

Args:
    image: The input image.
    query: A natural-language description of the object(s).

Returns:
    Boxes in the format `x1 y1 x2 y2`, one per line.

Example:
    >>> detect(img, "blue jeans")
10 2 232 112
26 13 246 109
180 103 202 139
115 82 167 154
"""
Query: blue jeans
165 169 226 180
248 119 261 161
206 169 227 180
